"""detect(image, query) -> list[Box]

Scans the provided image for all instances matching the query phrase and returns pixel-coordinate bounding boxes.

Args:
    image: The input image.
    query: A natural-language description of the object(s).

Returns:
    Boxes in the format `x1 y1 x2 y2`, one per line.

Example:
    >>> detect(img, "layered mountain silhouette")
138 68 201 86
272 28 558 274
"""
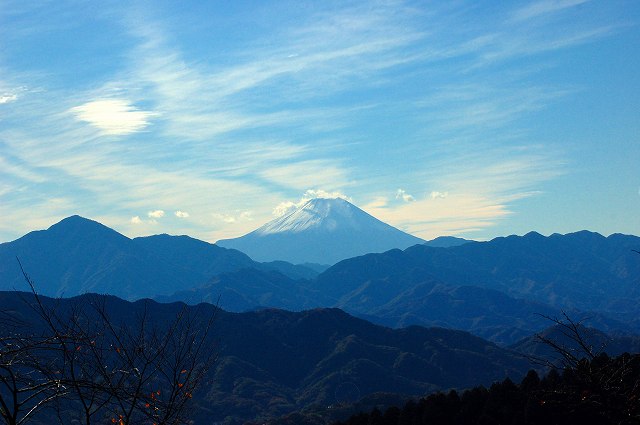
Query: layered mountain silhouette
309 231 640 340
216 198 425 264
0 215 317 299
0 291 532 424
156 267 316 312
313 231 640 320
3 214 639 424
165 231 640 344
2 215 639 345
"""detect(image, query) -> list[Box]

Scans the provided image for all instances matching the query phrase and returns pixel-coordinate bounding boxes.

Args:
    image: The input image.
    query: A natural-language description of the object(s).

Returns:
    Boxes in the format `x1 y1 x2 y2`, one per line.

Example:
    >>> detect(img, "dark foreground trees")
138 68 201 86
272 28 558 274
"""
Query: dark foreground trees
0 263 216 425
334 281 640 425
334 351 640 425
334 312 640 425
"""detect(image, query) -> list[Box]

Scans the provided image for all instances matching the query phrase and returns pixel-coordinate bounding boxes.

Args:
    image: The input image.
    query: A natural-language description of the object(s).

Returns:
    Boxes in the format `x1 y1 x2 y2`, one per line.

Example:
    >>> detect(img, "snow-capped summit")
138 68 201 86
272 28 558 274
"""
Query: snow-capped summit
257 198 377 234
217 198 425 265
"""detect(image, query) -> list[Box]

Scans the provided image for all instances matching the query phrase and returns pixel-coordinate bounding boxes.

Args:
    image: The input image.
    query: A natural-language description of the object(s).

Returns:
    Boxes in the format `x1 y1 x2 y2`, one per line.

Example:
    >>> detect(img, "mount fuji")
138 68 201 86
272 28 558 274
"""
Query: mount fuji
216 198 425 264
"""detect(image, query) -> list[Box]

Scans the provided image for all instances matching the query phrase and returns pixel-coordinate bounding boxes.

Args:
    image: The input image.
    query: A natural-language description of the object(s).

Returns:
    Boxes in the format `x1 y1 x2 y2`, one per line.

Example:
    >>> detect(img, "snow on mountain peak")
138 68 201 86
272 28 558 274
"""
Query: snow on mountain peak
216 197 426 264
255 198 375 235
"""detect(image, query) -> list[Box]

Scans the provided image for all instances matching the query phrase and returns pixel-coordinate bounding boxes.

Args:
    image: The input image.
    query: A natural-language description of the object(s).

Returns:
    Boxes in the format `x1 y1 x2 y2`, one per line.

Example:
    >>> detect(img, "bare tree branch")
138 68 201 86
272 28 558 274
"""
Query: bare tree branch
8 258 217 425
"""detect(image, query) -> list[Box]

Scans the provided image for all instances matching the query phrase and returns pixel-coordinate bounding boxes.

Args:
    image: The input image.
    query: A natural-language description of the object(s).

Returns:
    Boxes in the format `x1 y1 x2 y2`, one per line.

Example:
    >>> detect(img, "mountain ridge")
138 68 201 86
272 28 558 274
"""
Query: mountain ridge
0 291 533 424
0 215 314 300
3 215 639 346
310 229 640 334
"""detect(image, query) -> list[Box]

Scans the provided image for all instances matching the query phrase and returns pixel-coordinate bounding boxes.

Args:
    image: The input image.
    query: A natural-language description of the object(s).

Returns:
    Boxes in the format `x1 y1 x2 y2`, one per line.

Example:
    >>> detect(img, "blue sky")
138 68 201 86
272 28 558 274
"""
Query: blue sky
1 0 638 243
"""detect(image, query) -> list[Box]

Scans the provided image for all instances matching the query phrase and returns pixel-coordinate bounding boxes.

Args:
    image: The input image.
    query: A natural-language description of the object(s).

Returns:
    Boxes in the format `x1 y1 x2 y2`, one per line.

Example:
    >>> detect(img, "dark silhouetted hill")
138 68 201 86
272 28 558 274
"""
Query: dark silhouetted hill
0 291 532 424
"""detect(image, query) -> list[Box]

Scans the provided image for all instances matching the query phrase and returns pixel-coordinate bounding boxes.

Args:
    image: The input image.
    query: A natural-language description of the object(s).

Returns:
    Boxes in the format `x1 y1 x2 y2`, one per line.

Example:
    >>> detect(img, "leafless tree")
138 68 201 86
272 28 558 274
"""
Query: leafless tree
0 332 66 425
532 311 603 370
7 259 217 425
531 311 640 421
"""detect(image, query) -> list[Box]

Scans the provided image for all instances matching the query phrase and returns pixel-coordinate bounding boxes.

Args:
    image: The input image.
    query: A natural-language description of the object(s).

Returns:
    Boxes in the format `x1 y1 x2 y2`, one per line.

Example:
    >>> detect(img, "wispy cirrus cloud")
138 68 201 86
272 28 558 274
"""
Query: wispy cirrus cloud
0 85 31 115
364 146 564 238
111 2 429 145
259 160 352 192
511 0 590 22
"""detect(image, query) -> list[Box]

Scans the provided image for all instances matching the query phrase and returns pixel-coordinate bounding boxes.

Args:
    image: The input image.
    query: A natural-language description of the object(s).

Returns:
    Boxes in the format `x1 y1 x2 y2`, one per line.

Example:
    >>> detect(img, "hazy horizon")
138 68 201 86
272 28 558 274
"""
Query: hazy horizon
3 207 637 246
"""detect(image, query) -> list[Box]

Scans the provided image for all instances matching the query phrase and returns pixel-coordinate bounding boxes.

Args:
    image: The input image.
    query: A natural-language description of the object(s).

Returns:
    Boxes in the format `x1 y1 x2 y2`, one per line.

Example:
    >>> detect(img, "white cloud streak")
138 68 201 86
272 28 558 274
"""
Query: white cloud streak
364 147 564 238
0 94 17 104
511 0 590 22
115 4 426 144
70 99 156 135
259 160 351 191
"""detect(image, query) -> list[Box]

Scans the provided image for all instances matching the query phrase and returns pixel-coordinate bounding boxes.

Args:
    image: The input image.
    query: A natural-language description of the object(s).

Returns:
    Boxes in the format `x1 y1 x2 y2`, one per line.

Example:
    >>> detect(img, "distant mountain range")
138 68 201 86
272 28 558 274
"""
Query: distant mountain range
346 231 640 315
164 230 640 344
2 212 639 345
0 215 317 299
216 198 427 264
0 291 532 424
310 231 640 337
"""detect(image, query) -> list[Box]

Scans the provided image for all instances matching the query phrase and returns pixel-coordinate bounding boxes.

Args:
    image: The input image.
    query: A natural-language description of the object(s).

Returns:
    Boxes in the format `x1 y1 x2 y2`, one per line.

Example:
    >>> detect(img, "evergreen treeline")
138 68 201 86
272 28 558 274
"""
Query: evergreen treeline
334 353 640 425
